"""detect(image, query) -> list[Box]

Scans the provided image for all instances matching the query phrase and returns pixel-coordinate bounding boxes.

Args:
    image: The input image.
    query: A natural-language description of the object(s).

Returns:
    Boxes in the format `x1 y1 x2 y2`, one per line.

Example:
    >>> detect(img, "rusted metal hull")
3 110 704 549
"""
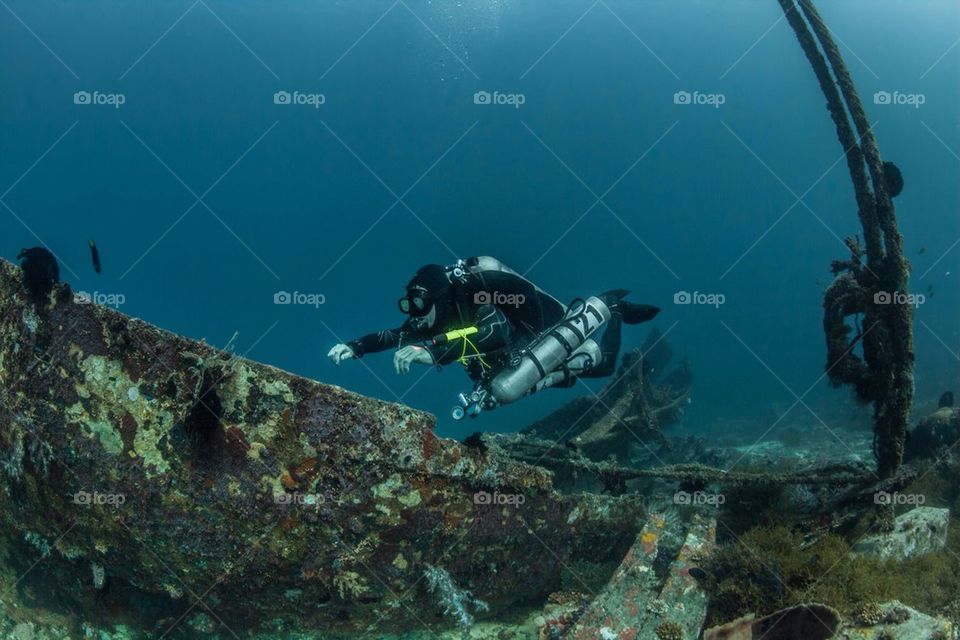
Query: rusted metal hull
0 258 643 636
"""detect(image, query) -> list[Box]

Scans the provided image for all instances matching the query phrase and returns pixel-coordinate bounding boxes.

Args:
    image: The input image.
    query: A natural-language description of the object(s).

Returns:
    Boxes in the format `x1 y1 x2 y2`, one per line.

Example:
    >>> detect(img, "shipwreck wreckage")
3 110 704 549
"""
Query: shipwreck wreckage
0 1 953 638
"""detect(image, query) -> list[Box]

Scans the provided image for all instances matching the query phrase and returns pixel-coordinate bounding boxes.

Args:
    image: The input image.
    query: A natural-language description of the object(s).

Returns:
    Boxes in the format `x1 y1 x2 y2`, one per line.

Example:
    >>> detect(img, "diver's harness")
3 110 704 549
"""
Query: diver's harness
447 295 612 420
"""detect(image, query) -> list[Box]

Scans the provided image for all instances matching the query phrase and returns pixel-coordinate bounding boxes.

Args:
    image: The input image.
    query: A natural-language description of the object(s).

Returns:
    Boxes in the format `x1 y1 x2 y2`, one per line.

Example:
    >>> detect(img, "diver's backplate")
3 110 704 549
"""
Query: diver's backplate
451 295 611 420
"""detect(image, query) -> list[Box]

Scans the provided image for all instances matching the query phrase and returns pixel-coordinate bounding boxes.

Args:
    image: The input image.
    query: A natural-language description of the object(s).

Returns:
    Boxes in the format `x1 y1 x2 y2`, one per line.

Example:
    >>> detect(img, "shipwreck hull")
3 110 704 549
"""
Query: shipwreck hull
0 258 643 636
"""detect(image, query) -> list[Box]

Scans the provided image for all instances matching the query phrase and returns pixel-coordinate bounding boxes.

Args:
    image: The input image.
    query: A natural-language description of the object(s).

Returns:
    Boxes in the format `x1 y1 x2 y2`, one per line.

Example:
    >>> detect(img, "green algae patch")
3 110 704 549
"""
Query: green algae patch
83 420 123 456
75 355 174 476
704 520 960 628
133 422 171 477
371 474 424 525
373 473 422 509
217 363 298 445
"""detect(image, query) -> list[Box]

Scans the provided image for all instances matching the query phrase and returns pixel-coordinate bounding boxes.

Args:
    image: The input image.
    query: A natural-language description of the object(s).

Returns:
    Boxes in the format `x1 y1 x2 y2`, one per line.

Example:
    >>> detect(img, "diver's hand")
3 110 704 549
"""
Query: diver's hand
394 345 433 374
327 343 355 366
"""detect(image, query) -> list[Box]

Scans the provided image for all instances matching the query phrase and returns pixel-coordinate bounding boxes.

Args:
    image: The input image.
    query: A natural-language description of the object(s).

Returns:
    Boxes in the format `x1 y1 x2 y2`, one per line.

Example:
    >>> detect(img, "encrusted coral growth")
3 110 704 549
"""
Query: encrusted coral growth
655 619 684 640
853 602 884 625
23 532 51 558
423 564 489 640
332 571 368 600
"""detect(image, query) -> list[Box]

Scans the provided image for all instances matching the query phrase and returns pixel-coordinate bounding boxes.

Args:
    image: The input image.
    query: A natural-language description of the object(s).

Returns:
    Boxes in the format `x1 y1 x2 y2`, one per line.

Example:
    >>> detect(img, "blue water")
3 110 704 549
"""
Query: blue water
2 0 958 439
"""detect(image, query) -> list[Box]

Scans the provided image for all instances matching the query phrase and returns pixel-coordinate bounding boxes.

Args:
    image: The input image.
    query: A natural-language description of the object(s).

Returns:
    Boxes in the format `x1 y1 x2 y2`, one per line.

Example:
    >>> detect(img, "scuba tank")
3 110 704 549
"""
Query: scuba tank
488 296 611 406
529 339 602 394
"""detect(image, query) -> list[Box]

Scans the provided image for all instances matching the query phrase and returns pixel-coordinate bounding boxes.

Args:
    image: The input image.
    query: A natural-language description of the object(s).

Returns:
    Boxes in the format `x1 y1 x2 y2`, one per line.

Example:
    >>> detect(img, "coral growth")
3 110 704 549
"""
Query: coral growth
655 620 684 640
423 564 489 640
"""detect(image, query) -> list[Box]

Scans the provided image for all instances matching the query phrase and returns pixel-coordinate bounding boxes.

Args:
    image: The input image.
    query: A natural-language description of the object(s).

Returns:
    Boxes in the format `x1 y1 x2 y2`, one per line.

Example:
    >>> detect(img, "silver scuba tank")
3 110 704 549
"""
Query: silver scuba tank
488 296 612 405
531 339 603 393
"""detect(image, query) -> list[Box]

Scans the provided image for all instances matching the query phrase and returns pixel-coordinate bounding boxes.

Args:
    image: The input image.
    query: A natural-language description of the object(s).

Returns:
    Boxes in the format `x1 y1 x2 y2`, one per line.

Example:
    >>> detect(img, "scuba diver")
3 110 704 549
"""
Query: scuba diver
326 257 659 419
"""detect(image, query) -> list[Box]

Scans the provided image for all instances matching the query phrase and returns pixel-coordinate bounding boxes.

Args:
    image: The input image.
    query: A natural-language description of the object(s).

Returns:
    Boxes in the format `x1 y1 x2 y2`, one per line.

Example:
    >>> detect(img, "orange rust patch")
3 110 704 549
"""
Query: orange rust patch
422 428 439 461
293 457 318 482
280 471 299 490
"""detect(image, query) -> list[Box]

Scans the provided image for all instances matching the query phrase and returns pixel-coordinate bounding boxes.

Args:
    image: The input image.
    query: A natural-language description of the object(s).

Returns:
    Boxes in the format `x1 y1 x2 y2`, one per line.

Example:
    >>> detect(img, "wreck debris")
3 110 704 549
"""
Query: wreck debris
522 329 691 462
562 513 715 639
778 0 915 488
905 406 960 461
703 603 841 640
562 512 666 638
851 507 950 561
842 601 952 639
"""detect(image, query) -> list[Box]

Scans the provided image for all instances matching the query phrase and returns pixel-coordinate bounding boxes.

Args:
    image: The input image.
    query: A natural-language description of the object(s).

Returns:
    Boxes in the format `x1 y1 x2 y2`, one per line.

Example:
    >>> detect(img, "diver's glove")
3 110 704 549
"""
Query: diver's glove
327 343 356 366
393 345 434 375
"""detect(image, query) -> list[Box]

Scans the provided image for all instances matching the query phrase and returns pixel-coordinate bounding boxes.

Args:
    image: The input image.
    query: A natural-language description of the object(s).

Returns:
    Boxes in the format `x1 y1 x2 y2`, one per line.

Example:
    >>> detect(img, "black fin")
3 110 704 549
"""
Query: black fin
619 302 660 325
598 289 630 305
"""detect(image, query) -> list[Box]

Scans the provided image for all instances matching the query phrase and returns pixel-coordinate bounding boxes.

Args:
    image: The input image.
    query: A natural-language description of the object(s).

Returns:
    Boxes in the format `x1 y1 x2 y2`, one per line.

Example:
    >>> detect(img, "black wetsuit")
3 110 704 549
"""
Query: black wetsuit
346 256 627 383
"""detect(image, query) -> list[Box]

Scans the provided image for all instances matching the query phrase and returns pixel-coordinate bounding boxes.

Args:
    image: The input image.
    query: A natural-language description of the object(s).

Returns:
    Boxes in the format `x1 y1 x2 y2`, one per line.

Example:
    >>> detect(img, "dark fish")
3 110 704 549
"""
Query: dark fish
926 284 934 299
688 567 708 583
89 239 101 274
16 247 59 304
462 432 487 454
939 391 954 408
918 247 927 255
883 161 904 198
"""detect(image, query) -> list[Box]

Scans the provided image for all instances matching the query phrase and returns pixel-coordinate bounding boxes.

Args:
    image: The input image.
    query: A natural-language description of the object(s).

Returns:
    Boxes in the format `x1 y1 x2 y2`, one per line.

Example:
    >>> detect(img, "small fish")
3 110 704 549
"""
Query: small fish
926 284 934 299
918 247 927 255
89 239 101 274
939 391 954 408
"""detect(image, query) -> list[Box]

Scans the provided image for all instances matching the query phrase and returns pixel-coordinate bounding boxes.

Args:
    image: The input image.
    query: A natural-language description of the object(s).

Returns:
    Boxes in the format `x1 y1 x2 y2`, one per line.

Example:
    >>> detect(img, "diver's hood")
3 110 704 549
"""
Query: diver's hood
406 264 451 300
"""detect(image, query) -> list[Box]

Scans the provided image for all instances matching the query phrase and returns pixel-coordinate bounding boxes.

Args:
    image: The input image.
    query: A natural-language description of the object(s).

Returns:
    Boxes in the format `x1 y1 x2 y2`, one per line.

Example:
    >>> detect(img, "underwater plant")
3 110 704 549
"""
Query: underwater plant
423 564 489 640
